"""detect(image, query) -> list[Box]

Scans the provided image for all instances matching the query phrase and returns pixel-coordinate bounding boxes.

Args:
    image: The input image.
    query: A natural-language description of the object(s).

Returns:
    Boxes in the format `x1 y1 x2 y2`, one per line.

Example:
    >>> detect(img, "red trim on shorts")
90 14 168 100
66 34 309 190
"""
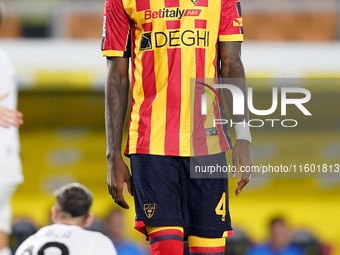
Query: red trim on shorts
134 220 146 235
226 230 234 236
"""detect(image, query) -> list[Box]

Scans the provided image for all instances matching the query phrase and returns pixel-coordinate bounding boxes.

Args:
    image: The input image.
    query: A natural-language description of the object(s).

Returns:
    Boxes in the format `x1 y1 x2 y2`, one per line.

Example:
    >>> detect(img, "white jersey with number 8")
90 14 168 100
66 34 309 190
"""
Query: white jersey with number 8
15 224 117 255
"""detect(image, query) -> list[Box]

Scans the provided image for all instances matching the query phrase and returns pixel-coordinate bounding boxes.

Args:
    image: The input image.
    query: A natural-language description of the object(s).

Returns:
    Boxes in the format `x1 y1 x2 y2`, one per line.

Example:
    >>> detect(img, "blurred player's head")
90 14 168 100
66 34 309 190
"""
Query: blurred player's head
105 208 126 243
52 183 94 228
269 217 291 251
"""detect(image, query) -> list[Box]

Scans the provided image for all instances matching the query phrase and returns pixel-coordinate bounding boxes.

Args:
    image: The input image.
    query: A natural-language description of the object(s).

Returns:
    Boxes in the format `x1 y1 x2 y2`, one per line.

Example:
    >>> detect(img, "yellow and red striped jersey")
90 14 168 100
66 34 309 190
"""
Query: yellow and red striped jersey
102 0 243 156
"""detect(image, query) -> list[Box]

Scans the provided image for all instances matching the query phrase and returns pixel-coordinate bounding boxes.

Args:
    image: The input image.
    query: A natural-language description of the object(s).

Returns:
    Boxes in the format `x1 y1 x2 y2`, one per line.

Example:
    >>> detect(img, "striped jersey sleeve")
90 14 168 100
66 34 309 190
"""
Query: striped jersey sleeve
219 0 243 42
101 0 131 57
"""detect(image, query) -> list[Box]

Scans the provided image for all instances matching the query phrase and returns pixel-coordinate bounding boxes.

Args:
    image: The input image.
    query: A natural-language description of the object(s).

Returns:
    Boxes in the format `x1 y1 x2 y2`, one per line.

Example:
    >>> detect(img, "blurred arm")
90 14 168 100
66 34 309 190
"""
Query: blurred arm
0 92 23 128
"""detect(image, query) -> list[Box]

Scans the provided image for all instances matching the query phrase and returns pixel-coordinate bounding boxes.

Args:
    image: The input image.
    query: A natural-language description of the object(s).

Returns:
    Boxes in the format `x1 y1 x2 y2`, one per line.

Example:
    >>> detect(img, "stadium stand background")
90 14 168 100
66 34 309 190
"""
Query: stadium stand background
1 0 340 254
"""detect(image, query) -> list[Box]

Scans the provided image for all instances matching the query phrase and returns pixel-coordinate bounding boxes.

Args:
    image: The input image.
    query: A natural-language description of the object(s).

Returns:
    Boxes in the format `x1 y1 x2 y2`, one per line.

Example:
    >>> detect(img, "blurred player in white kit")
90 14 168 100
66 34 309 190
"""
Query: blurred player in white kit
0 2 24 254
15 183 117 255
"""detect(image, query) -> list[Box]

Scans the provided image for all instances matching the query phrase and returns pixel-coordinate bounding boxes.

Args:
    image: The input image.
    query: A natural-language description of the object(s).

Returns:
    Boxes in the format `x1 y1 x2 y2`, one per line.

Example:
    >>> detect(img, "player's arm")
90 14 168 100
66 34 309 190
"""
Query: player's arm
219 41 253 196
105 57 131 209
0 92 23 128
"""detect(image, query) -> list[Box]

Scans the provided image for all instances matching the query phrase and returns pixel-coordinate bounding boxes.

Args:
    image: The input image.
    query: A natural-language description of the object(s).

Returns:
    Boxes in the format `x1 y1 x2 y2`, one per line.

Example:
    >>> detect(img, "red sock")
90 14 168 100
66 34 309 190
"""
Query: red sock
147 226 184 255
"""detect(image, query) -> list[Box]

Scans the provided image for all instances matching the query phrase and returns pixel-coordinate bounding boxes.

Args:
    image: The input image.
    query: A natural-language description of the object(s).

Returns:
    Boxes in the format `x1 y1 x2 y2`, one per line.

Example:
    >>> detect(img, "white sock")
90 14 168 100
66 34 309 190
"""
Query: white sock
0 247 11 255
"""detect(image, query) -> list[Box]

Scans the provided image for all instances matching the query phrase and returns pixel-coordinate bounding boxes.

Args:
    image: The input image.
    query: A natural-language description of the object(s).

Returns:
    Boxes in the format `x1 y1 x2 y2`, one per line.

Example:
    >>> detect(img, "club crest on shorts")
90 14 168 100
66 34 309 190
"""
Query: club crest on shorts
144 203 155 219
191 0 199 4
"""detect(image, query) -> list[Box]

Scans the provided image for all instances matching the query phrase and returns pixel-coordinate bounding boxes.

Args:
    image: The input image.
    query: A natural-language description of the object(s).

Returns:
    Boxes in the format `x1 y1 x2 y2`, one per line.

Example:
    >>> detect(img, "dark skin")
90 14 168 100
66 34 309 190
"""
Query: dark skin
106 42 253 209
219 41 253 196
105 57 131 209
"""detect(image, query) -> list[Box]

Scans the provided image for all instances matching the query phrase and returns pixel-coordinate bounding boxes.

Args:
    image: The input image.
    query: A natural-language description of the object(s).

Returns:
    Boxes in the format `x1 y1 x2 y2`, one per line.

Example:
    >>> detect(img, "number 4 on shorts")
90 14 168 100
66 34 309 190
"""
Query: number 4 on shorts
215 192 226 221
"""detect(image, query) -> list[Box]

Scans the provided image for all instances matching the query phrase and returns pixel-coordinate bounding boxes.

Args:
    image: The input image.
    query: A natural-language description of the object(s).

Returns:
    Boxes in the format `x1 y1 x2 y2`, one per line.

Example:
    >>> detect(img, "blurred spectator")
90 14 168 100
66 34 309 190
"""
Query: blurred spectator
105 208 148 255
9 218 37 254
247 217 304 255
291 230 334 255
0 2 24 255
291 230 319 255
87 218 107 235
225 228 252 255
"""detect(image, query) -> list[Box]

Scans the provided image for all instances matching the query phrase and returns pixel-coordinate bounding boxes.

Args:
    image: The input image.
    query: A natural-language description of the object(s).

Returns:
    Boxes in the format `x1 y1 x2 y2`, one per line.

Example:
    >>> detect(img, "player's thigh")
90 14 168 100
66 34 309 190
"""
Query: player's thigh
184 153 232 238
130 154 183 225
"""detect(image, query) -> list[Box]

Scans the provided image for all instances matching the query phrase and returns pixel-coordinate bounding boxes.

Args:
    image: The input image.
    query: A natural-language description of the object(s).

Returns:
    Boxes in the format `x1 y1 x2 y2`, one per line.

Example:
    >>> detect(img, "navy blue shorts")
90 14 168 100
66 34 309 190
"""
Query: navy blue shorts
130 152 233 239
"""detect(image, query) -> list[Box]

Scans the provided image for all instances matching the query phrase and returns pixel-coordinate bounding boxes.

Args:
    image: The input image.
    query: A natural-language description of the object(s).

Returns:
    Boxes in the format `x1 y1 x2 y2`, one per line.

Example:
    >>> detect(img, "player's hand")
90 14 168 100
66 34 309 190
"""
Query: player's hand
0 92 23 128
107 152 132 209
231 140 253 196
